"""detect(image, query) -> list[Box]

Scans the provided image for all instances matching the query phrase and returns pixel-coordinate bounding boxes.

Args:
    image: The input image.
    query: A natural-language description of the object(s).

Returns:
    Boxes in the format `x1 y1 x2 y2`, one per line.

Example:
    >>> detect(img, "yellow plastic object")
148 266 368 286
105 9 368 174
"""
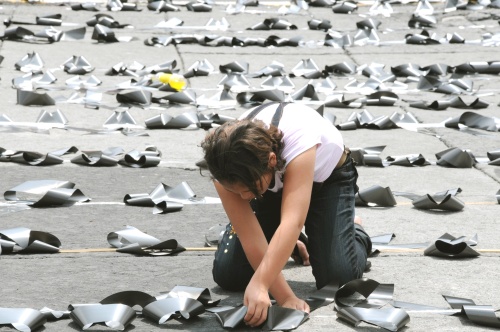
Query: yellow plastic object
156 73 187 91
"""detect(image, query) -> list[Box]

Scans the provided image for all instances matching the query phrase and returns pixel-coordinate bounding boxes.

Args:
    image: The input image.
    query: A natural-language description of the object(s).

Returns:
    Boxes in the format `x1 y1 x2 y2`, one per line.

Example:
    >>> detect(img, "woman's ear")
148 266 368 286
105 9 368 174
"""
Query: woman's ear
268 152 277 168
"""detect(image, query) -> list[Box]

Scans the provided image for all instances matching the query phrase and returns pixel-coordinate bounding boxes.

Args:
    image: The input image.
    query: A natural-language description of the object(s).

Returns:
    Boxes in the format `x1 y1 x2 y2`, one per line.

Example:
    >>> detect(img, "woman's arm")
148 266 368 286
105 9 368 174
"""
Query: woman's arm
214 180 298 325
213 181 296 298
243 146 316 325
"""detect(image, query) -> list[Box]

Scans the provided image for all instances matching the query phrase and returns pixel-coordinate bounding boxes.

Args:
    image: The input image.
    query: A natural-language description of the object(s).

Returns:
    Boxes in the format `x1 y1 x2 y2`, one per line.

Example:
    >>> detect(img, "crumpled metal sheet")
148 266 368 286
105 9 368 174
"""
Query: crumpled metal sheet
445 296 500 328
71 150 120 166
336 110 417 130
308 19 332 31
350 146 385 166
305 281 338 311
13 71 57 90
116 90 152 106
237 90 286 106
291 83 319 101
0 26 35 41
445 111 500 132
332 0 357 13
337 306 410 331
355 185 397 207
118 148 161 168
209 304 308 330
393 294 500 328
184 59 215 78
290 59 321 79
62 55 94 74
435 147 476 168
66 75 102 89
260 76 294 91
209 305 247 328
334 278 410 331
248 61 285 78
100 291 157 309
150 1 180 12
186 0 212 12
0 308 47 332
71 2 100 11
5 13 62 26
91 24 135 43
71 287 219 327
143 298 205 323
15 51 44 72
69 303 136 330
262 306 309 331
0 227 61 254
411 192 465 211
392 188 464 211
409 97 488 110
4 180 91 207
103 110 140 129
0 144 75 165
86 14 131 28
3 150 62 166
124 181 202 213
39 307 71 320
386 154 430 166
107 225 185 256
145 111 232 130
247 18 297 30
424 233 480 258
370 233 428 252
17 90 55 106
157 286 221 307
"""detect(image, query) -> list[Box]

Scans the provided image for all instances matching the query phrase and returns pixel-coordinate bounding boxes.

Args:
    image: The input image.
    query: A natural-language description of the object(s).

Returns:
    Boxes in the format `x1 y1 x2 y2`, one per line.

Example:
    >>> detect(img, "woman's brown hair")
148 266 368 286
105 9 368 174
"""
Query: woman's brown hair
201 119 285 198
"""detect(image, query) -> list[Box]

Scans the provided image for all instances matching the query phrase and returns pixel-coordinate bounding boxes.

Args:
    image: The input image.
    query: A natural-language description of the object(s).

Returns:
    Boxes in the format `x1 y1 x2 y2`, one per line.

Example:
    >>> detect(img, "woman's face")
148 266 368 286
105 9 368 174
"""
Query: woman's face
221 171 274 201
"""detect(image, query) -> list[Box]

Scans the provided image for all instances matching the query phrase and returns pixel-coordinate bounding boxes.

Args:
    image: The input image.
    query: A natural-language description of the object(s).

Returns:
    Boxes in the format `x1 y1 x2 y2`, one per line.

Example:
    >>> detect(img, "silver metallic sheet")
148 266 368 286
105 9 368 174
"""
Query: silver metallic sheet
4 180 90 207
424 233 480 258
100 291 157 310
334 278 410 331
210 304 308 330
393 295 500 328
118 149 161 168
69 303 136 330
71 151 119 166
411 193 465 211
0 227 61 254
355 185 397 207
39 307 71 321
305 282 339 311
107 226 185 256
336 307 410 331
208 305 247 328
17 90 55 106
262 306 309 331
142 297 205 323
436 147 476 168
158 285 220 307
0 308 47 332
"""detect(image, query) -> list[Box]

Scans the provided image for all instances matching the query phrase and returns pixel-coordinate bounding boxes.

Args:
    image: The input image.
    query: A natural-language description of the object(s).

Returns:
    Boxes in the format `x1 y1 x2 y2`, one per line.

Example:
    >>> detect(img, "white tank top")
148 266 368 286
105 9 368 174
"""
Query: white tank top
239 103 344 192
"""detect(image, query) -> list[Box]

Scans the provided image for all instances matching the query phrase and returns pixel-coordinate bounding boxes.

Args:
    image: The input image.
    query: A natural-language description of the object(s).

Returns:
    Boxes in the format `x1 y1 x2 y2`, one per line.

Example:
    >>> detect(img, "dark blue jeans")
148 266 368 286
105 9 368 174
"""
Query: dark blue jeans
212 156 371 291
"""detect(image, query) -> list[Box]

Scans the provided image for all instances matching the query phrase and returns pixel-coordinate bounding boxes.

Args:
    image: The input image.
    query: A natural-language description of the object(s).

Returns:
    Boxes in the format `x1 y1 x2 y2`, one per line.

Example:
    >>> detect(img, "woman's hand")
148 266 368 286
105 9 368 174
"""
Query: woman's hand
281 295 310 313
244 278 272 327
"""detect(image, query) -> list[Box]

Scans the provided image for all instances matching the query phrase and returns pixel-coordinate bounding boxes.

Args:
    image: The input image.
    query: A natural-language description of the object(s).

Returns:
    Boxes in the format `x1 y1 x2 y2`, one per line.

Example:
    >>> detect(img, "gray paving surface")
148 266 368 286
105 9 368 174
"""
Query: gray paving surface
1 0 500 331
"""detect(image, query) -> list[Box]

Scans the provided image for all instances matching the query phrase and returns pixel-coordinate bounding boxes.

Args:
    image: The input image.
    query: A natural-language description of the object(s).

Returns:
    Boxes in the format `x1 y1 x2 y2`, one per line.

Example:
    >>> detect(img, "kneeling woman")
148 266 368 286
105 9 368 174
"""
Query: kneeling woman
201 102 372 327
